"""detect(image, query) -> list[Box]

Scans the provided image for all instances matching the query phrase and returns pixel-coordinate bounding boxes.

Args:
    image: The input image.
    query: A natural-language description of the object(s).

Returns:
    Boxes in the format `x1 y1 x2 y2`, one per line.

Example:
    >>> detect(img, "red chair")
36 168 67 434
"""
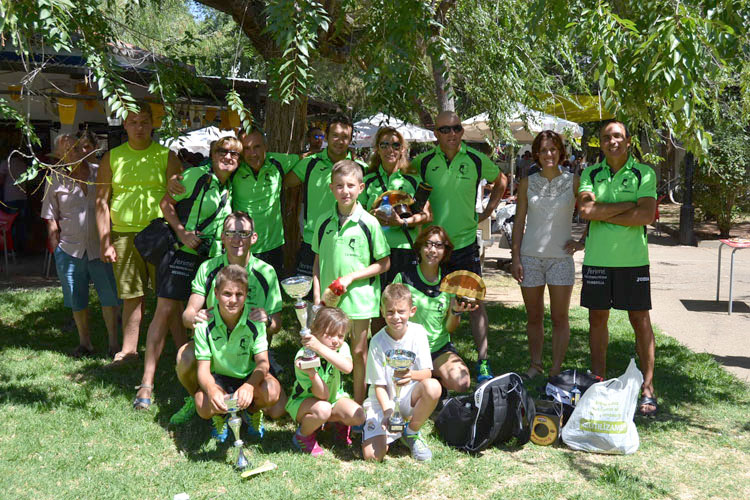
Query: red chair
0 210 19 275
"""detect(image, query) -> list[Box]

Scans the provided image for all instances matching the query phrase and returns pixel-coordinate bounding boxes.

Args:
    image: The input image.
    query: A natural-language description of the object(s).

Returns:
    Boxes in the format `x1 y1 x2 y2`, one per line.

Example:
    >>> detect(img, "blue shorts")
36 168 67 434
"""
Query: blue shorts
54 247 122 311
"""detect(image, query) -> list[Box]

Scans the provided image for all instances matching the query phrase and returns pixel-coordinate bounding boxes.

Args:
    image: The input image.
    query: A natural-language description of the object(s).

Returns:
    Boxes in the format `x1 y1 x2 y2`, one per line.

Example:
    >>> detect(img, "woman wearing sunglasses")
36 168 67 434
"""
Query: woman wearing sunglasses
511 130 584 380
359 127 433 330
134 136 241 411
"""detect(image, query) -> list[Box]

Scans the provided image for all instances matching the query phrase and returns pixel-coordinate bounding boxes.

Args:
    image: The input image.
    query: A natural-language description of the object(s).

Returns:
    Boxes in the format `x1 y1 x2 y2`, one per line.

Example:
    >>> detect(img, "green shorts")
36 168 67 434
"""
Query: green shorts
112 231 156 299
285 389 350 422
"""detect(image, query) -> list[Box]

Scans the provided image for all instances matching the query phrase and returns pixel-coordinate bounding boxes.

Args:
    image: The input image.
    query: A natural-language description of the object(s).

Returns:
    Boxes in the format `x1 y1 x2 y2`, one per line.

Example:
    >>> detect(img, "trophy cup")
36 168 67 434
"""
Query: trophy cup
224 396 249 470
281 276 321 369
385 349 417 432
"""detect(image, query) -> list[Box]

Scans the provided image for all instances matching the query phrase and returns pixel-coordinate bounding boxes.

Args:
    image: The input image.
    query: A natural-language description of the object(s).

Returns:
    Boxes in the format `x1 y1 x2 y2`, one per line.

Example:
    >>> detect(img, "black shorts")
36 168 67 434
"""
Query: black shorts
296 241 315 277
382 247 418 290
256 245 284 276
580 265 652 311
157 249 204 301
212 373 248 395
431 341 460 362
443 239 482 276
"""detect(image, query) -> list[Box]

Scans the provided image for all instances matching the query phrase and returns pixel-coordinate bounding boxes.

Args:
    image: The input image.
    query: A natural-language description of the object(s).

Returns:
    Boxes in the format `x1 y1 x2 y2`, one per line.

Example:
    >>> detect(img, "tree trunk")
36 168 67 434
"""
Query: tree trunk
265 96 308 276
432 56 455 113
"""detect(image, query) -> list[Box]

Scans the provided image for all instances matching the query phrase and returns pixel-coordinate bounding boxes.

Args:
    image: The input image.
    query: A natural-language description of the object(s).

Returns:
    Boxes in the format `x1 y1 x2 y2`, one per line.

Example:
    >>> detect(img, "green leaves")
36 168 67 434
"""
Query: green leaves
226 89 255 135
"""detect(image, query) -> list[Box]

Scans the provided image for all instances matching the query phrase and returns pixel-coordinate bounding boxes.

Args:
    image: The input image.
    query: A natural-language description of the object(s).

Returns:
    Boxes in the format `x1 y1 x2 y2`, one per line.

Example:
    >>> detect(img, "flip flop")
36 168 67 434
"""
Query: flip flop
638 395 658 417
108 351 139 367
522 363 544 380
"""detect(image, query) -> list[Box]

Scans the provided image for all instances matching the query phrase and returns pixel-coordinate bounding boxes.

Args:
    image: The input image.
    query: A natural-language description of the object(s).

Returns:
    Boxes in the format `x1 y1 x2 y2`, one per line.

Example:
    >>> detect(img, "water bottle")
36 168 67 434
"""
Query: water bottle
379 195 393 217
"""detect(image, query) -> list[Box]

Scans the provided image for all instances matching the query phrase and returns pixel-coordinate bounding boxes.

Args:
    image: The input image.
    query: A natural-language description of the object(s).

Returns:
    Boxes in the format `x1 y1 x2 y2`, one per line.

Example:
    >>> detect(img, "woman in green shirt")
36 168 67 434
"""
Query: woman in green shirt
393 226 475 393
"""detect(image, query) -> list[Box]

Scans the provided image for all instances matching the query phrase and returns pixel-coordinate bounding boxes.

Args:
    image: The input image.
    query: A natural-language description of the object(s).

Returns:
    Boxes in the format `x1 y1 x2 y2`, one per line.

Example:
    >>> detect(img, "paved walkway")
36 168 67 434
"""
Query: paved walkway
483 227 750 384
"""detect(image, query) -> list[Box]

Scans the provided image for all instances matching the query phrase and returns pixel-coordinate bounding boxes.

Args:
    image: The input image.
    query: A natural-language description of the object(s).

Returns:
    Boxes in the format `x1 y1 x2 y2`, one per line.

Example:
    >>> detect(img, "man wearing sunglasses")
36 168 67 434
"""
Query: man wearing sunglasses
304 127 325 156
286 114 366 277
170 211 286 428
412 111 508 384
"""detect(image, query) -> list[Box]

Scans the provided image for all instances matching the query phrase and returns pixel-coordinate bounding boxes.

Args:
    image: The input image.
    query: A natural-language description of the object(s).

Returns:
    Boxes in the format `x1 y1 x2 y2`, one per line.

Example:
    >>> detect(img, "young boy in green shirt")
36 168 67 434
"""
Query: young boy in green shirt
193 264 282 438
312 160 391 405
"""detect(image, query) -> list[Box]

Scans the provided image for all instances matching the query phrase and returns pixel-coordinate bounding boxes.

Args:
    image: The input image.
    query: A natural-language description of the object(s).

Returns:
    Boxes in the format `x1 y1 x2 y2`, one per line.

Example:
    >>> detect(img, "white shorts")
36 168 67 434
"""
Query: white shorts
520 255 575 287
362 383 417 444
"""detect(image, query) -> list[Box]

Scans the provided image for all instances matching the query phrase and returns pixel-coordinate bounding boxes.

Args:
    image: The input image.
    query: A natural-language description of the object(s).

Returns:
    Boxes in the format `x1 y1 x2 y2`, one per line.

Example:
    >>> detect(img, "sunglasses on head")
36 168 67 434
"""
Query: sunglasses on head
223 230 252 239
216 148 240 159
436 124 463 134
378 141 401 150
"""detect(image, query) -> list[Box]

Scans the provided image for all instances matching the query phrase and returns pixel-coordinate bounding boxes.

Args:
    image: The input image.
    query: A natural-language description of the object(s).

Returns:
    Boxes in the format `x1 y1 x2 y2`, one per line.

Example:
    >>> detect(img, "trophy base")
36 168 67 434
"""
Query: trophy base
387 420 405 433
298 357 321 369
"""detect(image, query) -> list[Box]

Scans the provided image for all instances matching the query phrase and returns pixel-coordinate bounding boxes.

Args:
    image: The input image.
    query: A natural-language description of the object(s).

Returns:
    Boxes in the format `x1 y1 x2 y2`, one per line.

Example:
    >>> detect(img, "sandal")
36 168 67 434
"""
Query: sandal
108 351 139 367
133 384 153 411
70 345 95 358
638 395 658 417
522 362 545 380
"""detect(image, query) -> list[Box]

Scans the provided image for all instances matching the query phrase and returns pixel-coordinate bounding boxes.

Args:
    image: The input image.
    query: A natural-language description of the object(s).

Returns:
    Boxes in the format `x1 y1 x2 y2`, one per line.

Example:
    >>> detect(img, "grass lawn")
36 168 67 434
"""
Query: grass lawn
1 286 749 500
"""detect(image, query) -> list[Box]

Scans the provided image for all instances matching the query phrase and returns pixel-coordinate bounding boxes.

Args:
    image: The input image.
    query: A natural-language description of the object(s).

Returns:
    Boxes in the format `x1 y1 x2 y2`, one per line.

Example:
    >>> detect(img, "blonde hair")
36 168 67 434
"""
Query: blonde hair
311 307 350 340
209 136 243 157
214 264 248 293
331 159 363 183
381 283 413 308
368 127 410 174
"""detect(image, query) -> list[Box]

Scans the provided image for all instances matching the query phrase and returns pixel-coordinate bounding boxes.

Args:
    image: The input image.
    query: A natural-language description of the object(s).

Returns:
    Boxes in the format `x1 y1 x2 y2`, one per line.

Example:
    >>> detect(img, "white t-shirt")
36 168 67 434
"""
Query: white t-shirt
365 322 433 402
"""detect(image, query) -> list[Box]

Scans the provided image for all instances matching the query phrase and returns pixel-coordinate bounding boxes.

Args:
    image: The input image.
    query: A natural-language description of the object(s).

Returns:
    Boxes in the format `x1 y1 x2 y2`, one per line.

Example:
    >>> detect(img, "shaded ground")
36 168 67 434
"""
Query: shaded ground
657 202 750 240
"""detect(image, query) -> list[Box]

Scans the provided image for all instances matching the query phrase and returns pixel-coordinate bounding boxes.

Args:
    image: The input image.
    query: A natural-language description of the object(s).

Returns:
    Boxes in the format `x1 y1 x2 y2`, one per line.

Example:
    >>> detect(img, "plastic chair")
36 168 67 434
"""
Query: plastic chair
0 210 19 275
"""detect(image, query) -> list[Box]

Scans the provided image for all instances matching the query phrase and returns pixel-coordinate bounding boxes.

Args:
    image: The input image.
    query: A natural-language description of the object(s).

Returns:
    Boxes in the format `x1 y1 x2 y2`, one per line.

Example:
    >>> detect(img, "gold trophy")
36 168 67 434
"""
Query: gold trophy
385 349 417 432
281 276 321 369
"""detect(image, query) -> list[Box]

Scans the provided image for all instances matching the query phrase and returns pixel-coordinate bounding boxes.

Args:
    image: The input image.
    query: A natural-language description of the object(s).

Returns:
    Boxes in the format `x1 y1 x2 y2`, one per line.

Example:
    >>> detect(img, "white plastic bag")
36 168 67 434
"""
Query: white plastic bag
561 358 643 454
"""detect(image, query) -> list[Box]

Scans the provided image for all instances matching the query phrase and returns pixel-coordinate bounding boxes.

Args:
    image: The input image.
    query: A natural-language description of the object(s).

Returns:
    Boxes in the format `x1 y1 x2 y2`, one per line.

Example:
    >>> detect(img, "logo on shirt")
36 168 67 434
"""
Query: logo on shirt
458 164 466 176
436 302 445 314
326 227 335 235
240 338 247 350
348 238 357 251
431 164 440 172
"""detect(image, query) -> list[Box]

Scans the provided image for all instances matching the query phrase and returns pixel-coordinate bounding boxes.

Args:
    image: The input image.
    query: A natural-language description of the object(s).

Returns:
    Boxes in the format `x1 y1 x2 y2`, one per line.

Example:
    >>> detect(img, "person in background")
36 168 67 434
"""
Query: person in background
42 134 121 358
304 127 324 157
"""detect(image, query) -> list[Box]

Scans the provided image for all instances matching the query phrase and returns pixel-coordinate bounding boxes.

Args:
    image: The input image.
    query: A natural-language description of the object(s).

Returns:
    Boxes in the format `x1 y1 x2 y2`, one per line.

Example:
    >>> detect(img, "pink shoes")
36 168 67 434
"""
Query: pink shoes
293 427 324 457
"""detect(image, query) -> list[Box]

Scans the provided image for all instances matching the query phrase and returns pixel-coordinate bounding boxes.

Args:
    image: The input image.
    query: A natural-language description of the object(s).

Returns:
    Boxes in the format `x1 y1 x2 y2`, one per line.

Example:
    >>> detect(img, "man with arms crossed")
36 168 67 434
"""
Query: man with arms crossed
577 120 658 417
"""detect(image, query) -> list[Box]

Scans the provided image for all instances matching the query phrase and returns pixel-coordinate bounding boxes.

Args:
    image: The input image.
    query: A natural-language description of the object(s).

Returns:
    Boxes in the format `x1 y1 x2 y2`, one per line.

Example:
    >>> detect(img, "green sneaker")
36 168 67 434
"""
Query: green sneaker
241 410 264 439
211 415 228 443
169 397 197 426
400 430 432 461
476 359 494 383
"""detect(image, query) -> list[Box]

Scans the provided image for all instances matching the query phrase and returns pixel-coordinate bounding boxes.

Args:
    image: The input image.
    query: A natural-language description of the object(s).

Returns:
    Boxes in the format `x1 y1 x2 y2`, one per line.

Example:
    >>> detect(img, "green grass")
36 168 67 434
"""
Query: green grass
1 286 749 500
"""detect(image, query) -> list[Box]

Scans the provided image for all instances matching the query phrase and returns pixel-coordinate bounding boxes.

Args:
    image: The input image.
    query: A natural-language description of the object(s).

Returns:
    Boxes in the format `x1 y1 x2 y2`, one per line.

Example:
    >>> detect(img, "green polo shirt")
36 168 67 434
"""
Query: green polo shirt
172 164 232 257
358 166 422 250
290 149 366 244
393 267 453 352
579 156 656 267
232 152 299 253
193 303 268 379
191 253 283 314
284 342 351 420
312 202 390 319
412 143 499 250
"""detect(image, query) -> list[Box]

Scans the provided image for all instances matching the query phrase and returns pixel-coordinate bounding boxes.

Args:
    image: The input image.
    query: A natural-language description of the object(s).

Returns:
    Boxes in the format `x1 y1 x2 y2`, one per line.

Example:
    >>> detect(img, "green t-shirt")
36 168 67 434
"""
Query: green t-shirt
232 152 299 253
358 166 422 250
193 303 268 379
109 141 169 232
393 267 453 352
290 149 366 244
284 342 352 420
412 143 499 250
312 202 390 319
172 164 232 257
191 253 283 314
578 156 656 267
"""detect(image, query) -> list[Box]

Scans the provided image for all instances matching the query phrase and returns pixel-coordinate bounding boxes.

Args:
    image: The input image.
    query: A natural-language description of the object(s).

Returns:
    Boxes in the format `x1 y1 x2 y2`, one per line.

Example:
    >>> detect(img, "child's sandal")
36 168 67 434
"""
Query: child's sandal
133 384 153 410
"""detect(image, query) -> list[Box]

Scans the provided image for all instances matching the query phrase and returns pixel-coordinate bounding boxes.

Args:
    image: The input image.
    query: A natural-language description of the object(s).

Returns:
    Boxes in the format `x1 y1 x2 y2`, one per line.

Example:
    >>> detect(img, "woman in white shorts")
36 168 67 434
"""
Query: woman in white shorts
511 130 584 379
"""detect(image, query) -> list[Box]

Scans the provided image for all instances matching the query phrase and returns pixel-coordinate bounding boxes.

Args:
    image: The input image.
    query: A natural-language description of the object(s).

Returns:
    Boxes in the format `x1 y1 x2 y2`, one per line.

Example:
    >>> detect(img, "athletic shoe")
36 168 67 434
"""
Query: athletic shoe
211 415 228 443
241 410 264 439
400 430 432 461
292 427 324 457
476 359 494 383
333 422 352 446
169 397 196 426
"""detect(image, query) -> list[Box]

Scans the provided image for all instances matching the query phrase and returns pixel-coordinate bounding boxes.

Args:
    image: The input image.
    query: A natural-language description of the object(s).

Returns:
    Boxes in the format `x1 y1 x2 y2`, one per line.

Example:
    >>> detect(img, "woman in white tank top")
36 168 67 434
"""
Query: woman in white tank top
510 131 584 379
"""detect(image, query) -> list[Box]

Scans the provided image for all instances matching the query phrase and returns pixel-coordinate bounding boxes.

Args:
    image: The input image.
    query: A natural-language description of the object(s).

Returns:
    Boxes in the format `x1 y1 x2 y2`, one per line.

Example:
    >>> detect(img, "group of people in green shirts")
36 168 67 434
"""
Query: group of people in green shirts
83 100 657 463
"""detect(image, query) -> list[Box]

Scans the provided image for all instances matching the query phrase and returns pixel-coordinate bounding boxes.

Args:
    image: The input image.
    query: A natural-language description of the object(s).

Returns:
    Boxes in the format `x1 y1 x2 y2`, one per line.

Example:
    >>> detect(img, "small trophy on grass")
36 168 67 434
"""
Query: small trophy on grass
281 276 321 369
385 348 417 432
224 396 249 470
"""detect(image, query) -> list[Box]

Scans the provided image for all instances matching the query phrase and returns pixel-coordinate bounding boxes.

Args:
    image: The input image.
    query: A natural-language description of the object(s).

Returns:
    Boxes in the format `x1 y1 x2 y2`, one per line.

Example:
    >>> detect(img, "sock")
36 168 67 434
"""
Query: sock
405 424 418 436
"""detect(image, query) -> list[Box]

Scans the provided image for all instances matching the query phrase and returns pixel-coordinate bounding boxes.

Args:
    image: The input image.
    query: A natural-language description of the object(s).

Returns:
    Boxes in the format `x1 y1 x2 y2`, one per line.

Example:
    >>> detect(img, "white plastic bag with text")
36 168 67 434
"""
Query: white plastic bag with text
561 358 643 454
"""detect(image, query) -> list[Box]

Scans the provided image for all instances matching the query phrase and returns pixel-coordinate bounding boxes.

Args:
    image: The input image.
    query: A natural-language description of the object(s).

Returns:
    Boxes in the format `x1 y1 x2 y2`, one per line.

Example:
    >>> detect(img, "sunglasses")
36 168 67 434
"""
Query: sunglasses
216 148 241 159
436 124 463 134
313 134 324 140
378 141 401 150
424 241 445 249
223 230 252 239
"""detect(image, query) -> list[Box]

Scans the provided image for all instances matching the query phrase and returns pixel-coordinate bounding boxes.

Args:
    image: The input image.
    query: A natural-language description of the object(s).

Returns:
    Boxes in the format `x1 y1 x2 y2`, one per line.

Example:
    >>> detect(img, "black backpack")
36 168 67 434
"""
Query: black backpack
435 373 535 453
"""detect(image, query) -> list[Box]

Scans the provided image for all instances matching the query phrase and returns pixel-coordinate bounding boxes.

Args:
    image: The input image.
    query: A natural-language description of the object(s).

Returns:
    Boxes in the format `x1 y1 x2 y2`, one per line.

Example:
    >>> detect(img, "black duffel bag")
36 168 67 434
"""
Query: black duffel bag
134 217 180 265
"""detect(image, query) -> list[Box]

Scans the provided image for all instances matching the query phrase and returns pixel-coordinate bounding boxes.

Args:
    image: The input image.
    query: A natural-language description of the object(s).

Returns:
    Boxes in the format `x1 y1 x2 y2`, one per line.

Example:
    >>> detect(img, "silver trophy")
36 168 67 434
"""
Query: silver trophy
224 396 249 470
280 276 321 369
385 349 417 432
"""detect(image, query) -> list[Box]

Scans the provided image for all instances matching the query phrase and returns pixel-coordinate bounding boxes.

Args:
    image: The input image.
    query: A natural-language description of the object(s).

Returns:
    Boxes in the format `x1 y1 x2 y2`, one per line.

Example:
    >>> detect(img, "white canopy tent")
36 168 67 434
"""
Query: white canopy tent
160 126 236 157
352 113 434 148
461 104 583 144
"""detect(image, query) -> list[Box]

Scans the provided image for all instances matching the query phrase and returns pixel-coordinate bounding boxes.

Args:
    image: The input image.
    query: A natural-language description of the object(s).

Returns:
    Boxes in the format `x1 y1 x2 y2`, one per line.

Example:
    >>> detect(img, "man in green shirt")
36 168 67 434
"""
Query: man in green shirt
578 119 658 417
96 102 183 365
285 114 366 276
411 111 508 383
233 129 299 271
